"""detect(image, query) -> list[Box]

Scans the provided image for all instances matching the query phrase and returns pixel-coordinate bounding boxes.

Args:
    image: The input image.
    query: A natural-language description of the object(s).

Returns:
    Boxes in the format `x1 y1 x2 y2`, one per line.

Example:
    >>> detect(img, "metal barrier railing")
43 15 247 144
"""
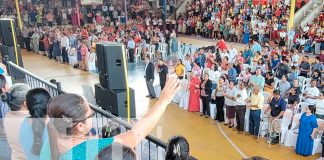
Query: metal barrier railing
5 61 167 160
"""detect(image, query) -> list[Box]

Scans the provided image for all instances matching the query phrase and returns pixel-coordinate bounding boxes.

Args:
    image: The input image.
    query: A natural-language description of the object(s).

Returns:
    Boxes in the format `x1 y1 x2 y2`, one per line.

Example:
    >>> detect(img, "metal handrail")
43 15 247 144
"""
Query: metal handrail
5 61 167 149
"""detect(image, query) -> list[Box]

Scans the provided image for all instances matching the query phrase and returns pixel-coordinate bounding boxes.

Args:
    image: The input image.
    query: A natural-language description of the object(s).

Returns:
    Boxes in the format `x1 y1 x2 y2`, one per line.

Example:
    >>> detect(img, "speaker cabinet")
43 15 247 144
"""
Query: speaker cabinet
0 44 23 67
0 18 17 46
96 42 127 90
95 84 136 118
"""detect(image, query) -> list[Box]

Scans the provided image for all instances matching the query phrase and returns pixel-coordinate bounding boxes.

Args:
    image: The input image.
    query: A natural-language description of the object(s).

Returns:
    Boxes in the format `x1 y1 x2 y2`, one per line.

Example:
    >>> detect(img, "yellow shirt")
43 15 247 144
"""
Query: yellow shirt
175 64 185 77
250 92 264 110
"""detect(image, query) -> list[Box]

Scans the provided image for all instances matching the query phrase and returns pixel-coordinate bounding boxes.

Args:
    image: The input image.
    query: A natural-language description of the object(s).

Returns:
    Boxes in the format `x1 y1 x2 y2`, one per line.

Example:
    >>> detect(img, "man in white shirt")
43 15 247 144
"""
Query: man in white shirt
60 33 70 64
228 45 238 63
235 82 248 133
303 79 320 105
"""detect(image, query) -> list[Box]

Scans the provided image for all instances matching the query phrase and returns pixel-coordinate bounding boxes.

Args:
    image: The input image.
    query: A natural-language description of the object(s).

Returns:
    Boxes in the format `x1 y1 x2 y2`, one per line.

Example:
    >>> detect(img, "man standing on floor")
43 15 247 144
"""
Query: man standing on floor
60 33 70 64
144 55 156 98
157 59 168 90
235 82 248 134
247 86 264 137
265 89 287 144
127 37 135 63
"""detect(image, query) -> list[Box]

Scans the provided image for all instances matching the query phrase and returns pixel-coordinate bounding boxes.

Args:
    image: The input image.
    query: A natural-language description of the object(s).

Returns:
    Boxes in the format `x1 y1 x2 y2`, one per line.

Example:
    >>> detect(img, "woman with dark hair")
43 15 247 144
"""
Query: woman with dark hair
40 76 180 160
296 105 318 156
175 59 185 79
19 88 51 160
97 142 137 160
3 84 31 160
200 73 212 118
214 76 227 122
264 72 274 94
165 136 196 160
312 70 323 90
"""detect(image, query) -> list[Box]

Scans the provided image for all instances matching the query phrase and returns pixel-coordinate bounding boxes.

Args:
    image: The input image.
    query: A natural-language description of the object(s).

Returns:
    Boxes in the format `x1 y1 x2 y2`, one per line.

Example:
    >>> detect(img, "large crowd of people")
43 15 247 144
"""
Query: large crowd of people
0 0 323 159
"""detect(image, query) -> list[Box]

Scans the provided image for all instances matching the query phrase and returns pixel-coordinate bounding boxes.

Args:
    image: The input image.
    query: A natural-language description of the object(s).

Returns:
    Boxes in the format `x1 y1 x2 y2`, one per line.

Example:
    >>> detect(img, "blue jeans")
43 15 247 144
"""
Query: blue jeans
0 137 11 160
249 110 261 136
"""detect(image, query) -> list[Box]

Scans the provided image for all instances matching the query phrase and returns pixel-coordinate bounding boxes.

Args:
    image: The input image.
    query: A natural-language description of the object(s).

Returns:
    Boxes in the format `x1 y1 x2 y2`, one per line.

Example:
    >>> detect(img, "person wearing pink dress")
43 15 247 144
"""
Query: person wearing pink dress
188 72 201 112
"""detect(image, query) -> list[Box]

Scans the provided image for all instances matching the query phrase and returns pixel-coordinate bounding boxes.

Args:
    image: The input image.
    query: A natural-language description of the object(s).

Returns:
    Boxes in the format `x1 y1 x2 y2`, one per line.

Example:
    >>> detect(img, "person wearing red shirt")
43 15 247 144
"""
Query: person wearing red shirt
81 28 89 40
217 39 227 52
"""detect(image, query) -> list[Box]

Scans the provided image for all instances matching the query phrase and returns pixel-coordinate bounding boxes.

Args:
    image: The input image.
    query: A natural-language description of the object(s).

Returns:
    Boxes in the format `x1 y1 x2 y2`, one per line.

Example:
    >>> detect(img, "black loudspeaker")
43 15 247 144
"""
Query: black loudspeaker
96 42 127 90
95 84 136 118
0 44 23 67
0 18 17 46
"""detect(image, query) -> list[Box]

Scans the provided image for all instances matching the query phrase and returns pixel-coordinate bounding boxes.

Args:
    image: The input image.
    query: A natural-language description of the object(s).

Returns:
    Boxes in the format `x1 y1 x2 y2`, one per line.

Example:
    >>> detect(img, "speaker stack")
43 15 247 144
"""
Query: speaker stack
94 42 136 118
0 18 23 67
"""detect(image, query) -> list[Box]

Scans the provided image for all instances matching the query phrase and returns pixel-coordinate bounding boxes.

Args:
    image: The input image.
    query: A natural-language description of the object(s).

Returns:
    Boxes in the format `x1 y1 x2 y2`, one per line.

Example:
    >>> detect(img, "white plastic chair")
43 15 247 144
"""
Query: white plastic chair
179 91 189 110
312 119 324 155
302 84 311 93
244 108 250 132
135 47 142 63
146 45 155 60
283 114 302 147
304 78 311 85
300 102 309 113
243 64 249 71
280 109 293 144
158 43 167 58
297 76 306 86
262 92 271 104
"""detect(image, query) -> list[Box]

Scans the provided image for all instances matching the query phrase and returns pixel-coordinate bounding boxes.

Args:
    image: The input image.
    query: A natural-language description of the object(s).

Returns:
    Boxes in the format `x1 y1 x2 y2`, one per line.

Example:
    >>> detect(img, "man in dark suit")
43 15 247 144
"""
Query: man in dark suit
157 59 168 90
144 55 156 98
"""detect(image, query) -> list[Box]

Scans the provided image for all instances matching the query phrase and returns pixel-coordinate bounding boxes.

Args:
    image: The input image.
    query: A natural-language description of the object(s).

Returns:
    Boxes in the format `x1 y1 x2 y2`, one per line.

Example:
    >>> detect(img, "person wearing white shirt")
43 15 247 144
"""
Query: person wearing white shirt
303 79 320 105
60 33 70 64
96 24 103 33
235 82 248 133
224 81 237 128
315 91 324 119
228 46 238 63
206 64 221 90
287 29 295 49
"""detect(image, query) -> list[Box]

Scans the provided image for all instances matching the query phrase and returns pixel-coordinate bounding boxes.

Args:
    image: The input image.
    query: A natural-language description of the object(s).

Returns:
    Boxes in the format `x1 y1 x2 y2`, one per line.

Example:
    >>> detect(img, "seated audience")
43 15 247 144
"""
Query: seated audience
303 79 320 105
287 80 302 110
278 75 291 99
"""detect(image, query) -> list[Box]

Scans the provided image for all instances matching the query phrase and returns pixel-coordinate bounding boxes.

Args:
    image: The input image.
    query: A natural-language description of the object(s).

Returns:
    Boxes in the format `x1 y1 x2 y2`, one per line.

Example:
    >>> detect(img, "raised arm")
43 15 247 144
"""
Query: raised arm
115 75 180 148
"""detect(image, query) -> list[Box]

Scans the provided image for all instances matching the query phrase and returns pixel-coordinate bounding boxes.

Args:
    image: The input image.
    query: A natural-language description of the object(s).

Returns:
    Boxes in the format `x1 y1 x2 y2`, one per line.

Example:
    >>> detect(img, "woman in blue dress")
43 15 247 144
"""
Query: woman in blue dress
296 105 318 156
19 88 51 160
243 23 250 44
170 29 178 55
40 76 180 160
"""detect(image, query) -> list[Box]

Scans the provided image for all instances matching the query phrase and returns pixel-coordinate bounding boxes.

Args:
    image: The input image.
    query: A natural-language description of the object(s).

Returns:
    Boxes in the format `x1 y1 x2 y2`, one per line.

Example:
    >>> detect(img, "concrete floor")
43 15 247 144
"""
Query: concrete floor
20 36 320 160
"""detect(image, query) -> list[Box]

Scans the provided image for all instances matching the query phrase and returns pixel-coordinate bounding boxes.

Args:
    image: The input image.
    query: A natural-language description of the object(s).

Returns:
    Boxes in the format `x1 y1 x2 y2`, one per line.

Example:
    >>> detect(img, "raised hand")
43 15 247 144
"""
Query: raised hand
159 75 181 103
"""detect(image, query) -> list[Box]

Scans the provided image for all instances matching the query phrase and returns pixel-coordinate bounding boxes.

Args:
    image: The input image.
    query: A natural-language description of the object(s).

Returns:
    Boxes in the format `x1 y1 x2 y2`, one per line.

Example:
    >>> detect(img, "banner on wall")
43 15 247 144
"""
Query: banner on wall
288 0 296 29
81 0 103 5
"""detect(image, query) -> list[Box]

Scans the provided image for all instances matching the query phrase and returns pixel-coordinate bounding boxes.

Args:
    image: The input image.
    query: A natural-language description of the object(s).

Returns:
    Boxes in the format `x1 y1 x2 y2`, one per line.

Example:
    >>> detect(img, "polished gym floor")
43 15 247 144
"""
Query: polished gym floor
21 36 319 160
